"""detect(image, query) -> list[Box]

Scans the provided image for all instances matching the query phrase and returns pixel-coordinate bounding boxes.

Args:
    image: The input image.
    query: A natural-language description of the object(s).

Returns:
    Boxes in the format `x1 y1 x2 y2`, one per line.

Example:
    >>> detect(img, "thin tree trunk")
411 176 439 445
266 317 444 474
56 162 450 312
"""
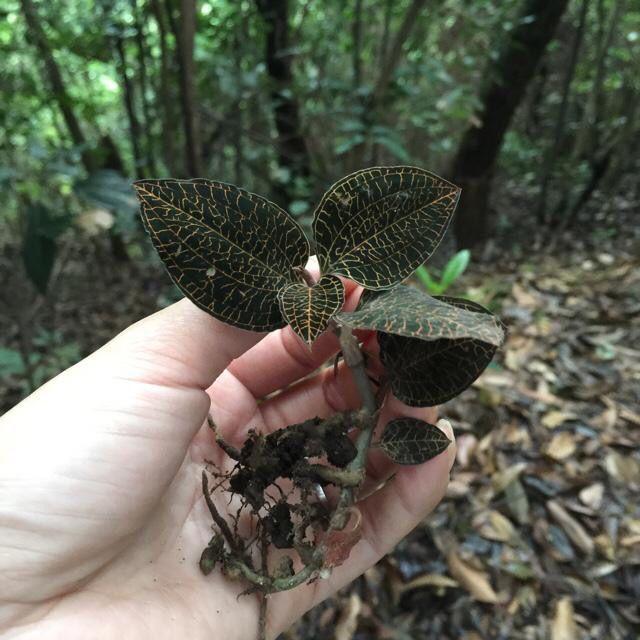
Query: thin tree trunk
450 0 570 249
602 82 639 191
255 0 311 206
115 38 146 175
372 0 428 105
150 0 177 173
21 0 131 259
19 0 94 170
379 0 392 67
165 0 201 176
536 0 589 225
351 0 430 168
233 12 246 185
130 0 156 174
352 0 363 90
573 0 625 159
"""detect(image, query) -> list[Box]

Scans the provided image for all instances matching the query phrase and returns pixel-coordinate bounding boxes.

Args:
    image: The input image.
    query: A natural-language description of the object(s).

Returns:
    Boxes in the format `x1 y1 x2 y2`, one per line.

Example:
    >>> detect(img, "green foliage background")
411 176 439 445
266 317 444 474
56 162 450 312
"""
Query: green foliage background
0 0 638 400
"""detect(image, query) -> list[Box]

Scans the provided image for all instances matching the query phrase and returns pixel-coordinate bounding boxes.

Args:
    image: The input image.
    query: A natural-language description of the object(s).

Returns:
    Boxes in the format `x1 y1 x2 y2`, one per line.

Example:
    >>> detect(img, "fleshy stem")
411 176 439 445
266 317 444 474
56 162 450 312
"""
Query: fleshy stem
329 321 379 523
293 266 317 287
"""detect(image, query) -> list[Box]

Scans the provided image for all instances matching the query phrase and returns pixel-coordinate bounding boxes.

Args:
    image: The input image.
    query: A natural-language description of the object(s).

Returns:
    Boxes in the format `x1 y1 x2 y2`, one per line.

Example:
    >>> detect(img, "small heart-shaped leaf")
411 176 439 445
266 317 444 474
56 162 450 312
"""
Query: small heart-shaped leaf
313 166 460 289
379 297 504 406
379 418 451 465
134 179 310 331
338 286 505 345
279 275 345 344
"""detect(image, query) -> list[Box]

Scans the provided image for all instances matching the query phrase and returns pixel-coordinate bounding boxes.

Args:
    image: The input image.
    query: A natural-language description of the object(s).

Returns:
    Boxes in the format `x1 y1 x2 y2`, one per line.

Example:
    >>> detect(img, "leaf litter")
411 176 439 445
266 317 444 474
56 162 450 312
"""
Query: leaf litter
288 246 640 639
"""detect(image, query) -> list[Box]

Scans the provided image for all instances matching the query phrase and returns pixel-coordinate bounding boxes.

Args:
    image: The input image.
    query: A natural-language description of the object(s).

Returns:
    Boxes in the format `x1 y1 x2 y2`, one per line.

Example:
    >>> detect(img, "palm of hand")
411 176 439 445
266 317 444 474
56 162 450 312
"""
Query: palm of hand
0 296 452 640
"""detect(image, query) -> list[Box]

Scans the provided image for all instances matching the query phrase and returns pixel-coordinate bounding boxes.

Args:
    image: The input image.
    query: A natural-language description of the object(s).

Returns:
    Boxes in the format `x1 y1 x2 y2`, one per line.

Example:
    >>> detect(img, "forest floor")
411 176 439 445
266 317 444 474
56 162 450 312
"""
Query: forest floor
1 216 639 639
289 235 640 640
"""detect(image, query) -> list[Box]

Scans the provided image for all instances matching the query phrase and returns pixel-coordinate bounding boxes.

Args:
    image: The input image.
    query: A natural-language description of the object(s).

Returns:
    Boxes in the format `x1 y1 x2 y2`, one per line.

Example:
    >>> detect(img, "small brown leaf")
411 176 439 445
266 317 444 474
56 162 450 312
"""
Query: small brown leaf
472 509 518 543
511 282 538 308
547 500 595 556
323 507 362 569
579 483 604 510
393 573 459 604
491 462 528 494
542 411 577 429
551 597 577 640
544 432 577 461
334 593 362 640
446 550 505 604
604 450 640 485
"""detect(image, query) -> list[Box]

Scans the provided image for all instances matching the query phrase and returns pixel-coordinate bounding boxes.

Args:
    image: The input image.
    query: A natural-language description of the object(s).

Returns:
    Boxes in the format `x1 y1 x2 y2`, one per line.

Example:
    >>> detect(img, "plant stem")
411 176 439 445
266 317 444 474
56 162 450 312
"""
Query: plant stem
334 322 377 414
334 323 379 478
258 530 268 640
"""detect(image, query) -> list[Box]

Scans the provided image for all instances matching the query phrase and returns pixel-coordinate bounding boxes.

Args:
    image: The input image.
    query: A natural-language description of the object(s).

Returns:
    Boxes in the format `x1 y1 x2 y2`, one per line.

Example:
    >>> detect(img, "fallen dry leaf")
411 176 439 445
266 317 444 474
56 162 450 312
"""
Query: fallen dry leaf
544 431 578 461
456 433 478 468
472 509 518 543
579 483 604 510
492 462 528 494
512 282 538 308
551 597 577 640
334 593 362 640
590 397 618 430
604 450 640 485
594 533 616 560
542 411 577 429
547 500 595 556
447 550 505 604
392 573 459 604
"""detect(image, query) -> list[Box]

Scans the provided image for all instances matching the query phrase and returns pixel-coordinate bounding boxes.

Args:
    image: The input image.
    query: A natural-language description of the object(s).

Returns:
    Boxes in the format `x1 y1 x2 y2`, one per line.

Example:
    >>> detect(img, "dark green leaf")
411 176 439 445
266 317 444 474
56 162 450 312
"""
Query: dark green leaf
379 297 505 406
0 347 26 377
22 203 70 294
134 179 310 331
278 275 344 345
379 418 451 465
338 286 505 346
313 166 460 289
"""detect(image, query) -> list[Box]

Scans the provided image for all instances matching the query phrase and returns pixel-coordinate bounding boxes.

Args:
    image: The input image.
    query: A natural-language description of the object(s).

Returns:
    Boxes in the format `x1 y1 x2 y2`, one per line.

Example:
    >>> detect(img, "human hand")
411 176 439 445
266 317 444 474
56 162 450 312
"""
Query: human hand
0 277 455 640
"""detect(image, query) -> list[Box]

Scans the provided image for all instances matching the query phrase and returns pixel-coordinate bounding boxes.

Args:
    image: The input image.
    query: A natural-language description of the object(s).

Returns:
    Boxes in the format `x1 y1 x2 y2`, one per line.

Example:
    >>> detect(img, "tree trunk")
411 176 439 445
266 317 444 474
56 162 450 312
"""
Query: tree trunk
536 0 589 225
350 0 430 169
232 11 246 186
378 0 393 67
255 0 311 207
165 0 201 176
574 0 625 159
450 0 570 249
115 38 146 176
130 0 156 174
352 0 363 90
21 0 132 260
371 0 428 106
19 0 95 171
150 0 177 173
